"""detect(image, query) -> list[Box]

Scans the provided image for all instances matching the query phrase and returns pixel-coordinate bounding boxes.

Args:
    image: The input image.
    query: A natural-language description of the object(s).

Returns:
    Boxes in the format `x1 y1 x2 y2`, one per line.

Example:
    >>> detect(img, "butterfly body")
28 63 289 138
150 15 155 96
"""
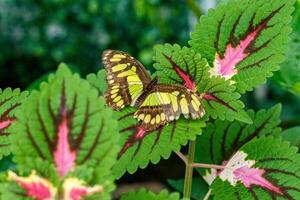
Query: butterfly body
103 50 205 131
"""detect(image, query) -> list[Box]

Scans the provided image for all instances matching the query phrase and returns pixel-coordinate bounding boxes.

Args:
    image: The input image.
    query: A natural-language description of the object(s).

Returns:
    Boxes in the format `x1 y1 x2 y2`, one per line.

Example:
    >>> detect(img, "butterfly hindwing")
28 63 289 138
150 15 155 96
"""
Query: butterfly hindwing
134 84 205 131
102 50 151 110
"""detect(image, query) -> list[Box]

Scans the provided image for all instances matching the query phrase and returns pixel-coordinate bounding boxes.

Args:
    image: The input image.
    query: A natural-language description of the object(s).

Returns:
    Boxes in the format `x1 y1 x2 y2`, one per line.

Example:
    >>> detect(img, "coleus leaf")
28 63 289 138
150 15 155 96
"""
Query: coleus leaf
211 137 300 199
153 44 252 123
120 188 180 200
189 0 295 93
0 170 104 200
87 69 207 178
195 104 281 184
0 88 28 159
8 64 119 199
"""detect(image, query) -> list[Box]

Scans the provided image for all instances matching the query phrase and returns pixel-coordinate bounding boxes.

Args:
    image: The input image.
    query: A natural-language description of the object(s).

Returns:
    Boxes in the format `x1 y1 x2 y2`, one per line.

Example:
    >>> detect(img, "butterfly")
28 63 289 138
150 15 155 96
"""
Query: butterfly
102 50 205 131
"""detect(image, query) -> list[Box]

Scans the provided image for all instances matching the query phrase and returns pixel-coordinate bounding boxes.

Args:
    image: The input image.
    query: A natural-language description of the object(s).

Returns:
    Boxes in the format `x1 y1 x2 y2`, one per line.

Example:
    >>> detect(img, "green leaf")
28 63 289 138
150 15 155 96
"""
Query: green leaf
113 107 207 178
273 0 300 94
282 126 300 148
211 137 300 199
86 70 107 96
120 188 180 200
0 88 28 159
168 177 210 200
87 68 208 178
153 44 251 124
199 76 252 124
8 64 119 199
195 105 281 184
190 0 295 93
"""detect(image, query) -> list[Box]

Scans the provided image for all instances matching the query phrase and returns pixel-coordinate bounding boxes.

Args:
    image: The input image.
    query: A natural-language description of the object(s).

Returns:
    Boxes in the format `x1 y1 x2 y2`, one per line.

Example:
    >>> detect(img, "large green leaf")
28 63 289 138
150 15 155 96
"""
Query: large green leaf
0 88 28 159
211 137 300 199
5 64 119 200
120 188 180 200
195 105 281 184
87 69 207 178
153 44 251 123
190 0 295 93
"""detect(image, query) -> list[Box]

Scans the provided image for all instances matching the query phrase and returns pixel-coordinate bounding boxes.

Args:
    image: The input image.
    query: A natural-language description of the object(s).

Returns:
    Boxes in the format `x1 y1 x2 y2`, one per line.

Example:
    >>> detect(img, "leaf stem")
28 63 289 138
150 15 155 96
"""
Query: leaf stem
192 163 226 170
183 140 196 199
185 0 203 18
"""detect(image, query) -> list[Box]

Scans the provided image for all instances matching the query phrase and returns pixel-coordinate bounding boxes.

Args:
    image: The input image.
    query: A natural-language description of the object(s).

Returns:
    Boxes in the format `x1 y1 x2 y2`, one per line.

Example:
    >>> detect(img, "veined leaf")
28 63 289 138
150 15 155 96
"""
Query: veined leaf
190 0 295 93
87 70 107 96
153 44 252 123
113 107 207 178
120 188 180 200
211 137 300 199
8 64 119 199
87 69 207 178
195 105 281 184
0 88 28 159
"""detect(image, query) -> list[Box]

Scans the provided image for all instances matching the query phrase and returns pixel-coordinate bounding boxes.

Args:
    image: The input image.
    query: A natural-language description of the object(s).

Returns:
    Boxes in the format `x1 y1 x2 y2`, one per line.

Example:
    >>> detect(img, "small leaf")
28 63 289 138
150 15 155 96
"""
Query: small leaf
86 70 107 96
190 0 295 93
282 126 300 148
153 44 208 91
195 105 281 184
211 137 300 199
0 88 28 159
153 44 251 123
120 188 180 200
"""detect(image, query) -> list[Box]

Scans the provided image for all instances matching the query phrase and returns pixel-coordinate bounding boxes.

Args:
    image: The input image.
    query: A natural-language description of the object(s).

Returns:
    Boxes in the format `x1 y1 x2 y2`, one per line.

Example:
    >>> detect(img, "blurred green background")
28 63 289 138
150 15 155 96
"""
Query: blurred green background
0 0 299 196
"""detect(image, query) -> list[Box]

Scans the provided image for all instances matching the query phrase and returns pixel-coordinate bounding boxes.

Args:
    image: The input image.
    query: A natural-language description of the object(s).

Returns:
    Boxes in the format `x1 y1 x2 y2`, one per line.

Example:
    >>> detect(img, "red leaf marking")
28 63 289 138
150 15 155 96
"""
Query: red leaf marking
8 171 56 200
163 54 196 91
212 24 264 79
233 166 283 195
0 119 13 130
174 66 196 90
203 92 236 111
118 127 147 159
53 112 77 177
63 178 103 200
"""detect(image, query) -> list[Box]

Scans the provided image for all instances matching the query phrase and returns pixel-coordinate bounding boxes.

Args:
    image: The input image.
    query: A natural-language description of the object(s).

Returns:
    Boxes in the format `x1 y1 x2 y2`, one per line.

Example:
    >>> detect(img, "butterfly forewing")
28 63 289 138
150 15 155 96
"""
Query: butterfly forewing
134 84 205 131
102 50 151 110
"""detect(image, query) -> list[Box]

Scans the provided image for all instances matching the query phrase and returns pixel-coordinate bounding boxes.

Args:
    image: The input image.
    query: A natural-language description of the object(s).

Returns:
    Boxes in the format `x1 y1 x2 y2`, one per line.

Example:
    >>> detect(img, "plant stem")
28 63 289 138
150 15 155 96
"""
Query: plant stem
192 163 226 170
183 140 196 199
185 0 203 18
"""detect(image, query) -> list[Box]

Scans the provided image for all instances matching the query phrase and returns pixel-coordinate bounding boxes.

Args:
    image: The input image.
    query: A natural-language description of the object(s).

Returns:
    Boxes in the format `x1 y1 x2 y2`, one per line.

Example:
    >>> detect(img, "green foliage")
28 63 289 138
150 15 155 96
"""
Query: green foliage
195 105 281 181
120 188 180 200
113 107 207 178
211 137 300 199
5 64 119 199
282 126 300 148
190 0 295 93
273 1 300 96
168 177 210 200
0 88 28 159
153 44 251 124
86 68 208 179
